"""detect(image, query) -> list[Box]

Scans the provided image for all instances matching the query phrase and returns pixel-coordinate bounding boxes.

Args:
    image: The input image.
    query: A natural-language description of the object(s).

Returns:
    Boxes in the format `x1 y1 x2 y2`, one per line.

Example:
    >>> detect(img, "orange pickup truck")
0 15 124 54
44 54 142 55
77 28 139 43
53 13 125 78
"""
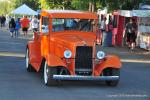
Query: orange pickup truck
26 10 121 86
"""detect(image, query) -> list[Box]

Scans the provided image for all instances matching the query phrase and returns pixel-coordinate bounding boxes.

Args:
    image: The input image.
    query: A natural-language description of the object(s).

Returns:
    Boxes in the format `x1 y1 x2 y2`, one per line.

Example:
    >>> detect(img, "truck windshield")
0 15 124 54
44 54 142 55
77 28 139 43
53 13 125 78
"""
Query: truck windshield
52 18 96 32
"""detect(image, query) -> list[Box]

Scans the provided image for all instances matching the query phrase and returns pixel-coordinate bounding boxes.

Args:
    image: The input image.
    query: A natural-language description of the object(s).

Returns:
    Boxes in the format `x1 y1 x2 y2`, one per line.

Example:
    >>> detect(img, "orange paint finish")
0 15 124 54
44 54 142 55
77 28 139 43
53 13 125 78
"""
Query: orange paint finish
27 10 121 75
42 10 98 19
94 55 122 76
46 54 66 67
28 38 42 71
41 35 49 57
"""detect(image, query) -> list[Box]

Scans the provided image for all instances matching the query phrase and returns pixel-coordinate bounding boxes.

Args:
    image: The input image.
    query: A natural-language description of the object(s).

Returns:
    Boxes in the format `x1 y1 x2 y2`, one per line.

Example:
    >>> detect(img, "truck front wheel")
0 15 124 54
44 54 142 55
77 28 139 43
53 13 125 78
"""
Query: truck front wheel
44 61 57 86
104 68 120 87
26 48 35 72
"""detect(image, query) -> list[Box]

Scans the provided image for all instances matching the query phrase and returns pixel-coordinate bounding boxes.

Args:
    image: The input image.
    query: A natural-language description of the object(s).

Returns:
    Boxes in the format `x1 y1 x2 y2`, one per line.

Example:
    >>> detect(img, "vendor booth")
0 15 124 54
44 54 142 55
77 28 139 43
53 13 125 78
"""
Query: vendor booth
133 10 150 50
97 9 150 49
97 9 133 46
112 10 133 46
112 9 150 49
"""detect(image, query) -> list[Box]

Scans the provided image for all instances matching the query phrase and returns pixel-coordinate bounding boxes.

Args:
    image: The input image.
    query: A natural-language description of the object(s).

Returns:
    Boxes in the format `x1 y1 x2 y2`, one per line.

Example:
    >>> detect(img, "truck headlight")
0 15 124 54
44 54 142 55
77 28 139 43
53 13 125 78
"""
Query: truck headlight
64 50 72 59
97 51 105 59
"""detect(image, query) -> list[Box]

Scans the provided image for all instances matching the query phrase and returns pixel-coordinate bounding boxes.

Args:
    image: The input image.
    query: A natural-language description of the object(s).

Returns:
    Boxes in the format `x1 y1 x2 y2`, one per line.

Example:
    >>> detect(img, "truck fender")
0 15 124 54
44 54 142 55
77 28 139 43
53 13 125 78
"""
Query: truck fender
94 55 121 76
27 41 35 63
45 53 67 68
27 41 42 72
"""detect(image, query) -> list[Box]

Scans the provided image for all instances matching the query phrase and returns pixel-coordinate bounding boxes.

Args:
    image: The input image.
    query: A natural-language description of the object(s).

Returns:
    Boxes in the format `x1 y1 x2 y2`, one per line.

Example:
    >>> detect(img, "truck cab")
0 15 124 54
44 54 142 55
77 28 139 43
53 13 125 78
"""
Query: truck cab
26 10 121 86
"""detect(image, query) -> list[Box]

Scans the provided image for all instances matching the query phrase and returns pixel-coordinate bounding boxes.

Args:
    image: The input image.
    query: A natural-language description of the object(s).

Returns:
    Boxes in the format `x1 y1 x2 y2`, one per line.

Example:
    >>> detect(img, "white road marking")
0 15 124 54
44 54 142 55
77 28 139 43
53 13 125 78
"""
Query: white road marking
107 94 148 98
121 59 150 63
0 52 25 57
0 42 25 45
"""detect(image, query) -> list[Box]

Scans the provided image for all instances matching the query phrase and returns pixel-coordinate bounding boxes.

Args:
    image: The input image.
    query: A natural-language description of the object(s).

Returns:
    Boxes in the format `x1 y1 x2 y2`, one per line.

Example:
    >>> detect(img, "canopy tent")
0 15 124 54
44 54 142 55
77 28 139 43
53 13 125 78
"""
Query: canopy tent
115 10 150 17
133 4 150 17
140 4 150 10
118 10 132 17
132 10 150 17
11 4 38 15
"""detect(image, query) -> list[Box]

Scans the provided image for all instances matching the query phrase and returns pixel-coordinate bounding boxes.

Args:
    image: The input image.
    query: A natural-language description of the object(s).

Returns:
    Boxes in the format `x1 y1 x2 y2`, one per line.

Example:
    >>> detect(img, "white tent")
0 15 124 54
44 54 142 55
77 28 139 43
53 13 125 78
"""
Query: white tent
118 10 150 17
118 10 132 17
11 4 38 15
140 4 150 10
133 10 150 17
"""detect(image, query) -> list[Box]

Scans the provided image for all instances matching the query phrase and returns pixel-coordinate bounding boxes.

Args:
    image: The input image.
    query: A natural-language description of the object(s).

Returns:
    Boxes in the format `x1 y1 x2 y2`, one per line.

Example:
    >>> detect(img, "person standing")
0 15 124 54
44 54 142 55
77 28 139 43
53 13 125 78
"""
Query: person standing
1 15 6 27
124 18 137 50
6 16 11 29
9 18 16 37
106 17 113 47
15 18 21 37
30 15 39 32
100 17 107 46
20 15 30 36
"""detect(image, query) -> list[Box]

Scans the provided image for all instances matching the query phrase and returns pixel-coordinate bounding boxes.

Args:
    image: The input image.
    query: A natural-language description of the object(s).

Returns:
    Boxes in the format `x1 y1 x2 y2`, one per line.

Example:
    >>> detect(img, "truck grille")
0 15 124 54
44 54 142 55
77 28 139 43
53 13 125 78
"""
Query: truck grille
75 46 93 75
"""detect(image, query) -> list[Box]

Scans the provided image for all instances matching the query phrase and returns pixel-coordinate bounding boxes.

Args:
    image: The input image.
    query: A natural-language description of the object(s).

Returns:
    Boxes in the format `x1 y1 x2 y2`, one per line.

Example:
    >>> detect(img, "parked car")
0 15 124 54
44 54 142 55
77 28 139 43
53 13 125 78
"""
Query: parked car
26 10 121 86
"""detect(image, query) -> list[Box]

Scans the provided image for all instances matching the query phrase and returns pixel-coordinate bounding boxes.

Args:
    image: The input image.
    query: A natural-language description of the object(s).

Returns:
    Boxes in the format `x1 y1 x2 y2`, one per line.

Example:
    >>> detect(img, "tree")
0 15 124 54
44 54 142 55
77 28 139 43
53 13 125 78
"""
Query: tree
39 0 149 12
39 0 73 9
11 0 40 11
104 0 150 11
1 0 150 15
0 1 13 15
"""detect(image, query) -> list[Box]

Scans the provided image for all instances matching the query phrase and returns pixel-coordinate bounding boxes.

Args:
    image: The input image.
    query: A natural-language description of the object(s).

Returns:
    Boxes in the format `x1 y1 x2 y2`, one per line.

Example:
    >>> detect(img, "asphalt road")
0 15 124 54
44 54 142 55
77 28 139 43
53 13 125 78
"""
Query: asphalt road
0 29 150 100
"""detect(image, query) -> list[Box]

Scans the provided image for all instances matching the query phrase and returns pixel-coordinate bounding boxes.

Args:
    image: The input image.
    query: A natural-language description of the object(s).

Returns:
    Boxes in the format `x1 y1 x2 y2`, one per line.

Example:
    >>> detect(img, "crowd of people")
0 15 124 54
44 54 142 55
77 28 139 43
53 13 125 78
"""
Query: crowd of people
0 15 39 37
1 14 137 50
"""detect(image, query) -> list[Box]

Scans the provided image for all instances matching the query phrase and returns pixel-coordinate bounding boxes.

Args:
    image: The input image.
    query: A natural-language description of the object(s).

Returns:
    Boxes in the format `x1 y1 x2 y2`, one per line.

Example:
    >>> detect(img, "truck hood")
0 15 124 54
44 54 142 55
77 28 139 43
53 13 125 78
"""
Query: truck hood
50 31 96 47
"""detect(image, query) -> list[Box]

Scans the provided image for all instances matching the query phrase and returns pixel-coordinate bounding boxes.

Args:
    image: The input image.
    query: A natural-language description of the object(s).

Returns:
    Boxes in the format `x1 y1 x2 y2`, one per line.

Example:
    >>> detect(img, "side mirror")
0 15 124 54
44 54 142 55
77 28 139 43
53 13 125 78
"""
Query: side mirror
41 25 49 34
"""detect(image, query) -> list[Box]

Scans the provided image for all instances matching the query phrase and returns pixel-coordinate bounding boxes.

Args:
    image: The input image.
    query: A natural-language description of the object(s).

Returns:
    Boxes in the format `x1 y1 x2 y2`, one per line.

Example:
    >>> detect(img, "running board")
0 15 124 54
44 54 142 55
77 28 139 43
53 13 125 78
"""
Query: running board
53 75 119 81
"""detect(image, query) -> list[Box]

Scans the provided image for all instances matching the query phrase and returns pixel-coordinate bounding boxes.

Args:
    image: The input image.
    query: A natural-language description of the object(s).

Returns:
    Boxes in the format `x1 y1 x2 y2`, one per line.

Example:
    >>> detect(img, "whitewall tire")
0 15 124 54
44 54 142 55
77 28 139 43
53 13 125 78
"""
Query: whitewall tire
44 61 57 86
26 48 35 72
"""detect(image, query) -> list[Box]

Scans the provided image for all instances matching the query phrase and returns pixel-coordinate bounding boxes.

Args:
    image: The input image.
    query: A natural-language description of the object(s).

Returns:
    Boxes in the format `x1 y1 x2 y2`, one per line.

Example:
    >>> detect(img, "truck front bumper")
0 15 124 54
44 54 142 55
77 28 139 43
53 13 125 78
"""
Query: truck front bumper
53 75 119 81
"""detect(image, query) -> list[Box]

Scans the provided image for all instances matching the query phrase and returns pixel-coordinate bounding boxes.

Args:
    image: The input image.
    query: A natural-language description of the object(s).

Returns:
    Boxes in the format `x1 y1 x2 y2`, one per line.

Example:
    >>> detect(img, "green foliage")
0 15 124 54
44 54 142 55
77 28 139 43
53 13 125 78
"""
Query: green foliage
0 0 150 15
0 1 14 15
39 0 72 9
71 0 89 10
11 0 40 10
0 0 40 15
21 0 40 10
